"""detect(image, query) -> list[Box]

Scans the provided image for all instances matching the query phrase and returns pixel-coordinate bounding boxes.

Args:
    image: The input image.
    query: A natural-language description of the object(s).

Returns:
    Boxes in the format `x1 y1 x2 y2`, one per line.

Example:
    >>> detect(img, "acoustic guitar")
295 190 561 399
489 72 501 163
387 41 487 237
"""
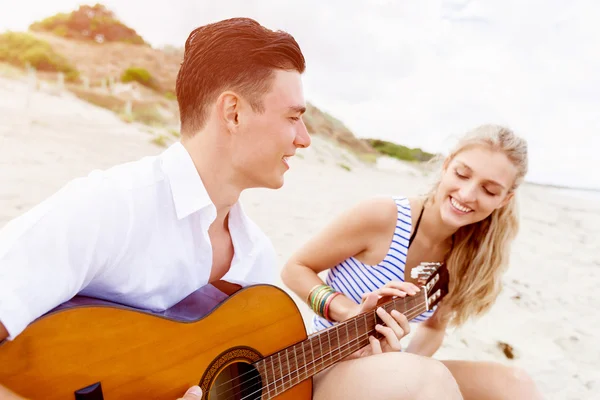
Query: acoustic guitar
0 263 448 399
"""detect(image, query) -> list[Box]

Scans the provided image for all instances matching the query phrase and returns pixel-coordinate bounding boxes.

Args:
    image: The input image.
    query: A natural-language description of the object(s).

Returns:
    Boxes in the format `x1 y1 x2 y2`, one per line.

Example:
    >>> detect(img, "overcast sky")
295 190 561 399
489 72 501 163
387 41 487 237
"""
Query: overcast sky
1 0 599 189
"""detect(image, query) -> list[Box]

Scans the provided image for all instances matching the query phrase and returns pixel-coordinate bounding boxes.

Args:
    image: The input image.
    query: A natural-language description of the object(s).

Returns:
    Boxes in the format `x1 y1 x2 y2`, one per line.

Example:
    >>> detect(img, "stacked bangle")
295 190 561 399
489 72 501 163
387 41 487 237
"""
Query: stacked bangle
306 284 342 322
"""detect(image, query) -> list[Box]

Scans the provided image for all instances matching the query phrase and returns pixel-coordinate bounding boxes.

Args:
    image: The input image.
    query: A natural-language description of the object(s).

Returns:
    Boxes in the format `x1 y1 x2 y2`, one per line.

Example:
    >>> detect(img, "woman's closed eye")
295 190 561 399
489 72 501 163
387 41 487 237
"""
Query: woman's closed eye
454 169 468 179
483 187 498 196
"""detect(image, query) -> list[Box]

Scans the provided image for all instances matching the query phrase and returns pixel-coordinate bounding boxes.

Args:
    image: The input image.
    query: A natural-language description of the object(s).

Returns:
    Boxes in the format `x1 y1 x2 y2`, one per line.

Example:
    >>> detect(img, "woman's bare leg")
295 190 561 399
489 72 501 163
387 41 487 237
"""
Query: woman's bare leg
441 360 544 400
312 352 463 400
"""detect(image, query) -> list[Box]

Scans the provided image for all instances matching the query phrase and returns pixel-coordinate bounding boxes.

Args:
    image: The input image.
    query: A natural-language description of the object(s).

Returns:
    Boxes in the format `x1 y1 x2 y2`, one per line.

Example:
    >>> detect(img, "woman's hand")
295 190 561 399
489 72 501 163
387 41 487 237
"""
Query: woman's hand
345 281 420 358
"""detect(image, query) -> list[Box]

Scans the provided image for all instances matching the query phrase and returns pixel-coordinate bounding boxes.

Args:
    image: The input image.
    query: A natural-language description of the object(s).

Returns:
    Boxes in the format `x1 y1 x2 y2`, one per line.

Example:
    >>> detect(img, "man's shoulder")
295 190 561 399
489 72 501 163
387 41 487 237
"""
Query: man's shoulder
1 153 167 236
89 153 166 192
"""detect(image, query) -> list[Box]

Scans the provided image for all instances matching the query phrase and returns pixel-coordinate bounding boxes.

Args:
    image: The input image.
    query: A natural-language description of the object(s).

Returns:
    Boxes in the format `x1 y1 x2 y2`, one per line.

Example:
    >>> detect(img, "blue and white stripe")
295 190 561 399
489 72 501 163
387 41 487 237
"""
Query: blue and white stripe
311 196 435 333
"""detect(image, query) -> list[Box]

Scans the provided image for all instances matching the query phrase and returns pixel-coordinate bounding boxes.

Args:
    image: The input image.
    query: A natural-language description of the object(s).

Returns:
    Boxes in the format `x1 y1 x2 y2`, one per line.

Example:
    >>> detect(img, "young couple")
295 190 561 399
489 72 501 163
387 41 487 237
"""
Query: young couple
0 17 542 400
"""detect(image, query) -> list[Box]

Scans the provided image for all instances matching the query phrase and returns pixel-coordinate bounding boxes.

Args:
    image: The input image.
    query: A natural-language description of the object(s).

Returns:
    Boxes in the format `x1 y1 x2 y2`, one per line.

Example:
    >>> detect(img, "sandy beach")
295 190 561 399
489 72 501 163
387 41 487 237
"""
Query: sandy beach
1 75 598 399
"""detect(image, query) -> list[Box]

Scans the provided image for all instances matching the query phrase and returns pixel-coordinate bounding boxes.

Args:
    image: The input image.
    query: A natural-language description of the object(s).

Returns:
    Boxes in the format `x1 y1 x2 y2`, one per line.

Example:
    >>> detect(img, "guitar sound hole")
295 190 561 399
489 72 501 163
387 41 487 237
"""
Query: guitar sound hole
208 361 263 400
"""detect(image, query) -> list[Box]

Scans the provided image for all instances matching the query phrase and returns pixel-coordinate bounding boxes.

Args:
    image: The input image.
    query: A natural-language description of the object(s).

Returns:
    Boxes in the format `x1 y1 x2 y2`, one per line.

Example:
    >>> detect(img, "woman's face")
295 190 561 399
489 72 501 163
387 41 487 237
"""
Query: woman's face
436 145 518 229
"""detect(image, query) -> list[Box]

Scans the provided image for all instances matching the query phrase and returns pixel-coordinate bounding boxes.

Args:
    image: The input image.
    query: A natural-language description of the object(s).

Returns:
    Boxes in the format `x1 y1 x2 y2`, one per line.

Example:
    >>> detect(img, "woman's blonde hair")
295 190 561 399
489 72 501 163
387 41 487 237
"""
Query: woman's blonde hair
426 124 528 327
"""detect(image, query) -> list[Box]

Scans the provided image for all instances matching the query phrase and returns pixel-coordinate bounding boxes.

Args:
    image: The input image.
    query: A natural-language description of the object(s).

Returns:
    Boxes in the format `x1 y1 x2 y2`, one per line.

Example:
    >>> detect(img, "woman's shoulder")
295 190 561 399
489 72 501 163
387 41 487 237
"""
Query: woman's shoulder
352 195 422 227
371 195 426 222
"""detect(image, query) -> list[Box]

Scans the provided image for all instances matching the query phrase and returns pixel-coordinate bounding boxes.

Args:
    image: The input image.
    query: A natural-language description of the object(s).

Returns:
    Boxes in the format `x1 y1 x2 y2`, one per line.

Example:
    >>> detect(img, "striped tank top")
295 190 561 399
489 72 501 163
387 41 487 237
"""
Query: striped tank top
311 196 436 333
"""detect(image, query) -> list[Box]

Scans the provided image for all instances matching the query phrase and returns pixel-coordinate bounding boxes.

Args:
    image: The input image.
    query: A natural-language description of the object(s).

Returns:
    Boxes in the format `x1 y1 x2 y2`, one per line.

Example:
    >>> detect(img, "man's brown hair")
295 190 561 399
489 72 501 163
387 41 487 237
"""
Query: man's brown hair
175 17 306 135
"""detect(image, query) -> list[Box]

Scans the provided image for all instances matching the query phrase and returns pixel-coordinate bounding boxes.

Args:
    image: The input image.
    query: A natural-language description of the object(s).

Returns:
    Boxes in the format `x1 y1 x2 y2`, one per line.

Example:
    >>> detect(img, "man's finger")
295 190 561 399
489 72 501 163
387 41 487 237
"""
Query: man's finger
178 386 203 400
0 385 28 400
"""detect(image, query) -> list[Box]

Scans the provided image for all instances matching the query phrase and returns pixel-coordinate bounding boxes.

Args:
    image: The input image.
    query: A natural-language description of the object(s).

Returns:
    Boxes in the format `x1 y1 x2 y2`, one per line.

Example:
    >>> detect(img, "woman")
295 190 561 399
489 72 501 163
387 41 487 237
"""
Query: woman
282 124 544 399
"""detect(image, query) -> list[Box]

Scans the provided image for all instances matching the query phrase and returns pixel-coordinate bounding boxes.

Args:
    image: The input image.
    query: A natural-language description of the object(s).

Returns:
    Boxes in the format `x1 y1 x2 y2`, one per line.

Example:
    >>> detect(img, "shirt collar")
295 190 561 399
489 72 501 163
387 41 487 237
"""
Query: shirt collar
160 142 214 220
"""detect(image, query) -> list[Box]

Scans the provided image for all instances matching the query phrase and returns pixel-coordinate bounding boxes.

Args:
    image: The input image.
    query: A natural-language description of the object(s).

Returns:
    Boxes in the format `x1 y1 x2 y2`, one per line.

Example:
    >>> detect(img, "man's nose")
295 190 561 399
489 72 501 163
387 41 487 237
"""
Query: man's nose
294 119 311 148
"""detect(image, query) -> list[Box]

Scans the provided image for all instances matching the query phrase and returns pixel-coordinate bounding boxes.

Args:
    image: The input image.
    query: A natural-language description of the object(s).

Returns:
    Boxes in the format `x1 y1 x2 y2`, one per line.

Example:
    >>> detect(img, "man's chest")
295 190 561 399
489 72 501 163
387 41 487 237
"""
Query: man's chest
207 228 235 283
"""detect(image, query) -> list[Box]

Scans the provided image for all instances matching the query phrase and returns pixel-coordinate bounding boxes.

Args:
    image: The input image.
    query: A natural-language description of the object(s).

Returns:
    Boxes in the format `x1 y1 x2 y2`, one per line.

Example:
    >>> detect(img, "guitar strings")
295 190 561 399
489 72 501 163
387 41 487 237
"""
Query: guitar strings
210 295 424 394
239 300 429 400
213 297 426 398
213 298 429 400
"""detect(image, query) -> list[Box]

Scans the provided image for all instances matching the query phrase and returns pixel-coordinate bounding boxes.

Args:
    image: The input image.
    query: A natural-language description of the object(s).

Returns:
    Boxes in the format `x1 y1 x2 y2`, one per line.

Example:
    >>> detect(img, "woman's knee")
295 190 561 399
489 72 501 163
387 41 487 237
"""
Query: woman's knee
442 360 541 400
312 353 462 400
374 353 462 399
416 358 463 398
504 366 542 399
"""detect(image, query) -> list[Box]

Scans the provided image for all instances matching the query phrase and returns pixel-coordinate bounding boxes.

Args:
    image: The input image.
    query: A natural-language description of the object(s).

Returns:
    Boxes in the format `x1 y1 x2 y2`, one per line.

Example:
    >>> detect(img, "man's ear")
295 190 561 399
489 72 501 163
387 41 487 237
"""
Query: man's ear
216 91 240 132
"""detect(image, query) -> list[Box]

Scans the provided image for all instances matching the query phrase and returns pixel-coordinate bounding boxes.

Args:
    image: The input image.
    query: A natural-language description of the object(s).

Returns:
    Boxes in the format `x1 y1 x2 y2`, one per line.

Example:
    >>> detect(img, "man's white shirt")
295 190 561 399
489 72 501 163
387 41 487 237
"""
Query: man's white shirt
0 142 277 339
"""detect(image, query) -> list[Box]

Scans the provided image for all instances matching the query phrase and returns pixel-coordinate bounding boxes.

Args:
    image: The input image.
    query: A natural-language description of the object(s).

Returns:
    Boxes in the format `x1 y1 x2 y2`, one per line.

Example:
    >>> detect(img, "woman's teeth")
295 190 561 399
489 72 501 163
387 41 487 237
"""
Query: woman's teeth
450 197 472 213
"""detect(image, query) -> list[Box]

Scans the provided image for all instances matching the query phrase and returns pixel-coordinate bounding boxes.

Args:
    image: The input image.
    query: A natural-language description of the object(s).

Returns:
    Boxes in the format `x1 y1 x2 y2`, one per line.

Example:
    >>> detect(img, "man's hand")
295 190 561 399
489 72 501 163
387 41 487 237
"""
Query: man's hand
177 386 203 399
0 385 203 400
0 385 27 400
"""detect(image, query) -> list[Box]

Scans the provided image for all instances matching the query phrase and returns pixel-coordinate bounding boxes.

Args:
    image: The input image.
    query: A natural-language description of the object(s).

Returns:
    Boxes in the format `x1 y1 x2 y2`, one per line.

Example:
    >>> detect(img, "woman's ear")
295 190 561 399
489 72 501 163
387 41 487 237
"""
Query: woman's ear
442 156 451 172
497 191 514 209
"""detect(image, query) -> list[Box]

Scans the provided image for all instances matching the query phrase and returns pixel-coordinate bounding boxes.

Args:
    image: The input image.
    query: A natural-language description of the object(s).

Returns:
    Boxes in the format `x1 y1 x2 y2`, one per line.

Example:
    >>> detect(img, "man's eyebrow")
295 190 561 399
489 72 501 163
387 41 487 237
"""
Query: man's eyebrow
289 105 306 114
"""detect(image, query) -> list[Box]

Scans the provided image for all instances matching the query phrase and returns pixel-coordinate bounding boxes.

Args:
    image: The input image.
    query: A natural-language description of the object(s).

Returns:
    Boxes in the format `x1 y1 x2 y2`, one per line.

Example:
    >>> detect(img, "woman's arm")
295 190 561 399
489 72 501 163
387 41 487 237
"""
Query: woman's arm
404 304 450 357
281 196 400 322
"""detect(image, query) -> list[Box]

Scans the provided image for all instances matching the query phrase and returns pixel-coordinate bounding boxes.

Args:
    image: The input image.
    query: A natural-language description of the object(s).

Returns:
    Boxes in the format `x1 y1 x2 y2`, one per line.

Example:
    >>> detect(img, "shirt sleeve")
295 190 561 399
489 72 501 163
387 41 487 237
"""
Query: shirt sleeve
0 175 122 340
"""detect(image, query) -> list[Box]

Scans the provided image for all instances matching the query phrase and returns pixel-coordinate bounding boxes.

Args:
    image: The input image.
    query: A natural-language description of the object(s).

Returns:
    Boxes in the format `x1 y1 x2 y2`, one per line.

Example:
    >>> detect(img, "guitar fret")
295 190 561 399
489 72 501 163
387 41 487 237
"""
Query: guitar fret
271 354 277 397
323 330 332 368
363 313 368 345
335 325 342 360
345 320 350 357
292 345 298 386
284 348 290 389
354 316 359 347
301 340 307 382
317 332 323 372
278 351 284 392
309 335 316 376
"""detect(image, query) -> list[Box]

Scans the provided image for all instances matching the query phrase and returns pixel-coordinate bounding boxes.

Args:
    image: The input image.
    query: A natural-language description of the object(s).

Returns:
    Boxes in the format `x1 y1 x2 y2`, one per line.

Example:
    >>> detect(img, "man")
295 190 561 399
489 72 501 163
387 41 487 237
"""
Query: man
0 16 309 343
0 17 462 400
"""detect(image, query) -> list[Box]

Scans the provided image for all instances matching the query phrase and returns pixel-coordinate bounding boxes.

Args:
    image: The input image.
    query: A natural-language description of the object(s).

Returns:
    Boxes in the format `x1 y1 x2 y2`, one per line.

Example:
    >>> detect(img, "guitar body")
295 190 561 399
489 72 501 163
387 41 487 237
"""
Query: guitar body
0 283 312 399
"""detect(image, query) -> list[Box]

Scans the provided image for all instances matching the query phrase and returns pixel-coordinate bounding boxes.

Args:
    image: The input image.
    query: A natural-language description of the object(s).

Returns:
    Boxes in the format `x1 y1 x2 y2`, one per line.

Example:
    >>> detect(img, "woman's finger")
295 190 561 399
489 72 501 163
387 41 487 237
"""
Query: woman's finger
375 324 402 351
384 281 420 295
365 288 407 299
368 335 383 354
376 307 405 340
391 309 410 337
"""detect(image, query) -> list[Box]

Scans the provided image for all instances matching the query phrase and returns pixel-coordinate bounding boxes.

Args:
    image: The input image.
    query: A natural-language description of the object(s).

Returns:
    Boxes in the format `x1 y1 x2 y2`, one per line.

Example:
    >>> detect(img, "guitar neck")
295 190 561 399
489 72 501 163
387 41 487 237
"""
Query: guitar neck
254 293 430 399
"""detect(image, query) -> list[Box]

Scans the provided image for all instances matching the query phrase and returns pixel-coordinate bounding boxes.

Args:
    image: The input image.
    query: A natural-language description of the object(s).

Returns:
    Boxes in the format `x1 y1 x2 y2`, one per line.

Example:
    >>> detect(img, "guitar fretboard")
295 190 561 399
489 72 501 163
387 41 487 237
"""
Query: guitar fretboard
254 293 429 399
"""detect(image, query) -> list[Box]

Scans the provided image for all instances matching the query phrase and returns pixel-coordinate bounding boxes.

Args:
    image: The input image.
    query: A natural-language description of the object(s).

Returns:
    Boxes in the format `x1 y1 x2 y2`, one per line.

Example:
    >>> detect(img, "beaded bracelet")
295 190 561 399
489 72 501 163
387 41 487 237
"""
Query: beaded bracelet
306 284 342 322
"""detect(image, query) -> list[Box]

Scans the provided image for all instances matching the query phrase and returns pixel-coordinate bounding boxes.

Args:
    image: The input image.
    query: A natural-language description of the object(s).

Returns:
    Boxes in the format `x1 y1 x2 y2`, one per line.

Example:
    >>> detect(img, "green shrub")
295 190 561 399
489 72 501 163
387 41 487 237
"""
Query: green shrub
121 66 158 90
366 139 435 162
338 163 352 171
0 31 79 80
